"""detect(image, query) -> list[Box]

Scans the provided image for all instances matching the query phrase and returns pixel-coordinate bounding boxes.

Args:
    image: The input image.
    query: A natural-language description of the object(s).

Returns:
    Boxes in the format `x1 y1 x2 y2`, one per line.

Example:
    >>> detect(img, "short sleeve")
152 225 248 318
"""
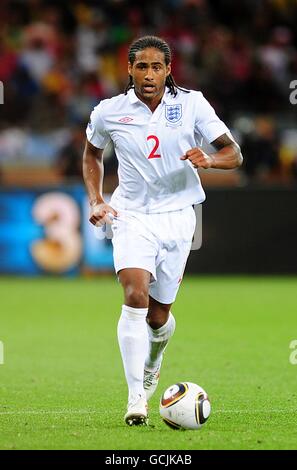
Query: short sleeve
194 92 229 144
86 102 111 149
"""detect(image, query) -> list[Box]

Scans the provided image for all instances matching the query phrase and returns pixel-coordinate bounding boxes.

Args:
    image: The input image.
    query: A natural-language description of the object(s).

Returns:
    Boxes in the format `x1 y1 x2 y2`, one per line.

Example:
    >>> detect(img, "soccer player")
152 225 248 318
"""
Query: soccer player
83 36 243 426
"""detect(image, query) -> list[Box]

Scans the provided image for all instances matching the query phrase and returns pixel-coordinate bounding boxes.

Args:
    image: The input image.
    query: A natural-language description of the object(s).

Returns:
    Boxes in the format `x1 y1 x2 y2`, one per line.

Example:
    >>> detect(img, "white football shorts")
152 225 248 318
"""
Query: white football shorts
111 206 196 304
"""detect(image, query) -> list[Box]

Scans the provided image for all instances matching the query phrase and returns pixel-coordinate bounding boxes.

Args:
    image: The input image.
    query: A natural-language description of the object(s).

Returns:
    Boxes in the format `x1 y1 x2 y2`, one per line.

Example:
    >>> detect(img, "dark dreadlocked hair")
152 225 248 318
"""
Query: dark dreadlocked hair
124 35 189 97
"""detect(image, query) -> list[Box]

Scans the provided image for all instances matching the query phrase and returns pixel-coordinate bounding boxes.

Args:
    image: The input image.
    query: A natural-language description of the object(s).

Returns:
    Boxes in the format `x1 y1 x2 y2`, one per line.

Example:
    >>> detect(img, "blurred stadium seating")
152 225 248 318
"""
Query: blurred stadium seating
0 0 296 188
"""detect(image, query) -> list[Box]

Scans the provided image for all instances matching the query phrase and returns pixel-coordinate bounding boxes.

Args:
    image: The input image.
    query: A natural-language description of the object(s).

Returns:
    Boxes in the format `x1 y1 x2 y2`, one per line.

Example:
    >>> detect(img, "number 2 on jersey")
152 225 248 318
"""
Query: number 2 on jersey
147 135 161 159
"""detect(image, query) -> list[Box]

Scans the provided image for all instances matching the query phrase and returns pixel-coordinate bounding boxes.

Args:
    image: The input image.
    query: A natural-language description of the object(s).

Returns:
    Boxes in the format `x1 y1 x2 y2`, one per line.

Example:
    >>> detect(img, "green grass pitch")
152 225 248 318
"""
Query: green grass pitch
0 275 296 450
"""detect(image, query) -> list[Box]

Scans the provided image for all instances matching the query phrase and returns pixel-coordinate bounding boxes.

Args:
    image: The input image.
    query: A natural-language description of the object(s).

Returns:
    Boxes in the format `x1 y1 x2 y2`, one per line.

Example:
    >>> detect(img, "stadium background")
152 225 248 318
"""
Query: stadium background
0 0 297 448
0 0 297 275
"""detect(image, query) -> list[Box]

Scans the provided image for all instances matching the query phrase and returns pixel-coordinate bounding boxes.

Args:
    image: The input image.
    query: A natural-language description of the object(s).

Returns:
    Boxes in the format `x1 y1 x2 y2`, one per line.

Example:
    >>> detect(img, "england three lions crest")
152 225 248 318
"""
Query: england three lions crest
165 104 182 123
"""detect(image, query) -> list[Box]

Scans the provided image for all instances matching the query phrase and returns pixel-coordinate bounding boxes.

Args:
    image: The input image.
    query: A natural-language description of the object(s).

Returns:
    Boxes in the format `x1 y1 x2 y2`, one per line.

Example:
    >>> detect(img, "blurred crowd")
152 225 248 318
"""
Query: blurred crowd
0 0 297 186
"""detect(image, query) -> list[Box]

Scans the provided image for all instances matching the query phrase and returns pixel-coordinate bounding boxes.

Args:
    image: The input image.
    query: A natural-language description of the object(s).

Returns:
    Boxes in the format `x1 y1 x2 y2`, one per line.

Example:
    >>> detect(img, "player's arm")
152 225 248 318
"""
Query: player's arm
82 139 117 226
209 133 243 169
180 133 243 170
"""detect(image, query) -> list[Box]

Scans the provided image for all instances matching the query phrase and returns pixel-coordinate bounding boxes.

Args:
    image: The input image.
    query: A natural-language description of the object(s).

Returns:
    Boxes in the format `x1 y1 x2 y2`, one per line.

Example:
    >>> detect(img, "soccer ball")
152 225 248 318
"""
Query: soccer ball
159 382 211 430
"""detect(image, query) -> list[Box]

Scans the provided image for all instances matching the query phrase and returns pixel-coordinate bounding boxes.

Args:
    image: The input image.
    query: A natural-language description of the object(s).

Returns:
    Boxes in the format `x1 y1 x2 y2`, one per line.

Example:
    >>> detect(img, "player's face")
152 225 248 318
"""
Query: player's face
128 48 171 109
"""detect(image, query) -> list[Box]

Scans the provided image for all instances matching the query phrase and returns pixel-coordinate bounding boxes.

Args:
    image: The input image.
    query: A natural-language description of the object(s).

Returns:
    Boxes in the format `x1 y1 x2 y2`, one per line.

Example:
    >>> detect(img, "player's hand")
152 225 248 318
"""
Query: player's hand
180 148 214 169
89 202 118 227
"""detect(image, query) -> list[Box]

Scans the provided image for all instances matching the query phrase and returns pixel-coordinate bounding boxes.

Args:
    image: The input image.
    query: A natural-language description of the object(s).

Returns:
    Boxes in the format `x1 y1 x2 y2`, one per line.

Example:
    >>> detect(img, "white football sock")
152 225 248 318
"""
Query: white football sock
145 312 176 371
117 304 149 405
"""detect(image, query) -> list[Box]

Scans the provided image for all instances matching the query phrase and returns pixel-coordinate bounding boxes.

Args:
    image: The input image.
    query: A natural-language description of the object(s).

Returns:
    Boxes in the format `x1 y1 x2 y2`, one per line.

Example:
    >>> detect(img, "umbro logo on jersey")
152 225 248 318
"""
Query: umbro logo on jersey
119 116 134 123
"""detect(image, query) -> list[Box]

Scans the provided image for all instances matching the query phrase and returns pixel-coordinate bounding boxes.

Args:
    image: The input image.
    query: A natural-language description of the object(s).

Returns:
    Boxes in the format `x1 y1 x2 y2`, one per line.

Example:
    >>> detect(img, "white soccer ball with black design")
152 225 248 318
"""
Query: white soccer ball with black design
159 382 211 430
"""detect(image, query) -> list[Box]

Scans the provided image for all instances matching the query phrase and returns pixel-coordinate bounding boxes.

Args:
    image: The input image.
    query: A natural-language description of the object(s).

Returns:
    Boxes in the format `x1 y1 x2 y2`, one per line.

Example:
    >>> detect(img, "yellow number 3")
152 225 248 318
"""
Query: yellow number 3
31 192 82 273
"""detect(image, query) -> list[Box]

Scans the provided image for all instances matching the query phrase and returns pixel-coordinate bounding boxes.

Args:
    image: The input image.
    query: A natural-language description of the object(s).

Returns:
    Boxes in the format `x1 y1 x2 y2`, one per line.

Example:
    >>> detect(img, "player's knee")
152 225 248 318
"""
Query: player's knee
125 285 149 308
147 311 169 330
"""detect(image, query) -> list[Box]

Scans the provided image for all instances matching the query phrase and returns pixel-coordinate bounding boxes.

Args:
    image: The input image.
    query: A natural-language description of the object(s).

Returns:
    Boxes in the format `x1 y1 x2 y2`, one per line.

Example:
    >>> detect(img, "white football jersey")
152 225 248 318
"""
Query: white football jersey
86 87 229 213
